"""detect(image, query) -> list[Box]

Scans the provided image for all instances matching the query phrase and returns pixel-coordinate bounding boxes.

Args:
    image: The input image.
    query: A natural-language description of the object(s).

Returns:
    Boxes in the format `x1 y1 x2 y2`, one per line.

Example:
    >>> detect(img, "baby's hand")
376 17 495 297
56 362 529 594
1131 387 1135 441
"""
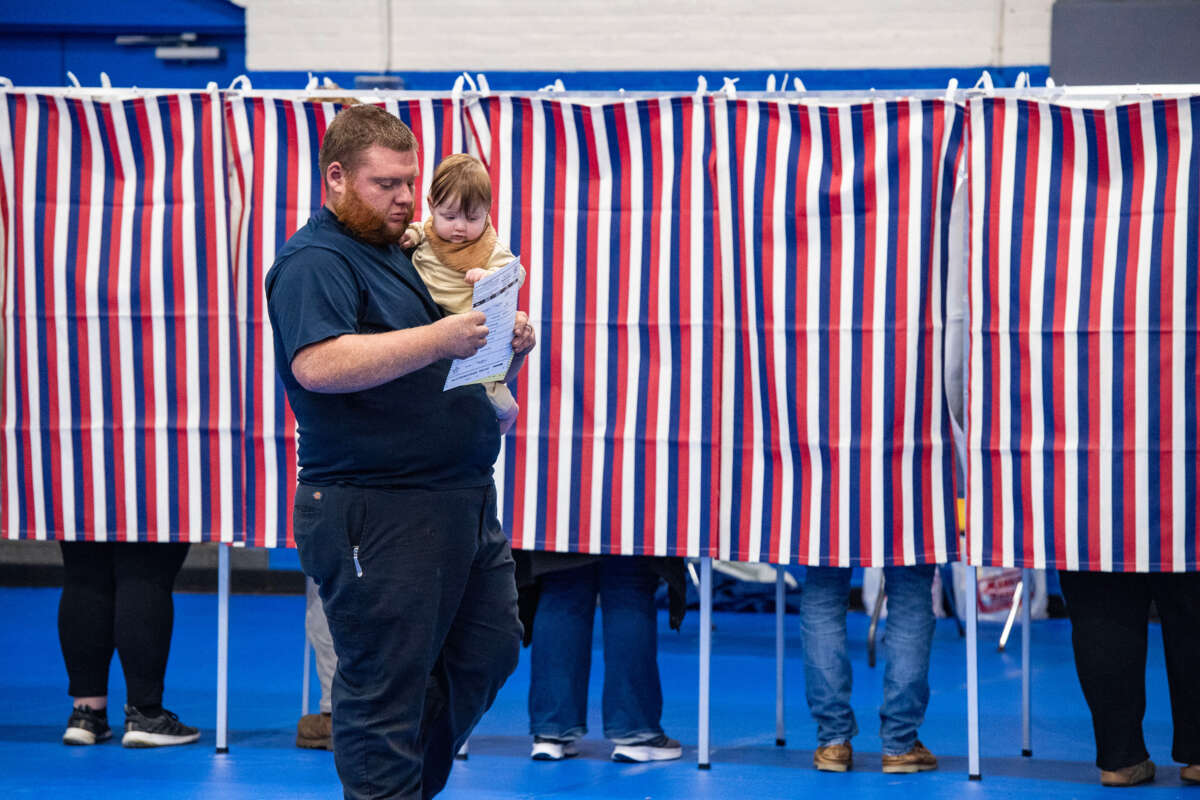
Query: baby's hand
511 311 536 356
399 229 419 249
464 268 488 285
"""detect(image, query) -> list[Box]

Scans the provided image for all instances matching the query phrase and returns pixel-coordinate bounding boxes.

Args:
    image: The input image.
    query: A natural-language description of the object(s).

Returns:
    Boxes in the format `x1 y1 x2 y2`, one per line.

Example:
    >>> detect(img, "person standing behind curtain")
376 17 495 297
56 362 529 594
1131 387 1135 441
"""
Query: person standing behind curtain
800 565 939 773
519 552 687 763
1058 570 1200 787
58 541 200 748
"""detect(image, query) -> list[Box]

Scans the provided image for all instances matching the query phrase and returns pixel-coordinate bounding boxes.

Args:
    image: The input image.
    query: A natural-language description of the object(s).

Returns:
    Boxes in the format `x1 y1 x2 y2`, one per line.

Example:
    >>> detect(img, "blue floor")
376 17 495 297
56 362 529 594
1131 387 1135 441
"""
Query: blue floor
1 586 1192 798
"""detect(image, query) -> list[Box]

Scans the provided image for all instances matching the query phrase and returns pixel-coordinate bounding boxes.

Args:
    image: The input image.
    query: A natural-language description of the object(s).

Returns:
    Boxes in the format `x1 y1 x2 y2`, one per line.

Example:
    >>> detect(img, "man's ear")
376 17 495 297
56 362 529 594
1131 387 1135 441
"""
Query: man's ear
325 161 346 196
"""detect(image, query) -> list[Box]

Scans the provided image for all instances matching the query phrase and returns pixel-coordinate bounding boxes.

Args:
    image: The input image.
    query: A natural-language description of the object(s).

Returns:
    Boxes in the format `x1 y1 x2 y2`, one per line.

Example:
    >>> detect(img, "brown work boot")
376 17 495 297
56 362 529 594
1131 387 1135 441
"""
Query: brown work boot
1099 758 1155 787
296 712 332 750
813 741 852 772
881 740 938 773
1181 764 1200 784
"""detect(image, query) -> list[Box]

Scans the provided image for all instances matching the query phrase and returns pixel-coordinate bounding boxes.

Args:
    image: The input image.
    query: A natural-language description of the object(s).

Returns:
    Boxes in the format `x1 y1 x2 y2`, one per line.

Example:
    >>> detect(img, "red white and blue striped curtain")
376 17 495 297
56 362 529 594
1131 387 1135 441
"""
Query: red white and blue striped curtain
466 96 723 557
0 88 971 560
714 98 964 566
966 97 1200 572
226 95 463 546
0 91 239 542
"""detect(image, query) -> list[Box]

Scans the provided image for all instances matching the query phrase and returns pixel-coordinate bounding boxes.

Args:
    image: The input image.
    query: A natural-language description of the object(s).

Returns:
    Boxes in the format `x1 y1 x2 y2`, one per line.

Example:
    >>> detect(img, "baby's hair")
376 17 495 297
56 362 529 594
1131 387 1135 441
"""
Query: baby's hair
428 154 491 215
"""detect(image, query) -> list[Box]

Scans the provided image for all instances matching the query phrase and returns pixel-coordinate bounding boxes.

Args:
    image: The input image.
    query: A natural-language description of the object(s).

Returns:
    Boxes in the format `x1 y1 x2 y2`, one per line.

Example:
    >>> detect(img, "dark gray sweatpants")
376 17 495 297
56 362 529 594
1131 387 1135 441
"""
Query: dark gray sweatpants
293 481 522 800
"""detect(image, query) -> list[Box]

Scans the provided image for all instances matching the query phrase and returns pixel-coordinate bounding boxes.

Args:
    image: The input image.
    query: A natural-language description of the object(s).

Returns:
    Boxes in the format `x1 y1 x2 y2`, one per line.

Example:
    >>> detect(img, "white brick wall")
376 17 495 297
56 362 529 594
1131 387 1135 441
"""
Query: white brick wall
245 0 389 71
245 0 1053 73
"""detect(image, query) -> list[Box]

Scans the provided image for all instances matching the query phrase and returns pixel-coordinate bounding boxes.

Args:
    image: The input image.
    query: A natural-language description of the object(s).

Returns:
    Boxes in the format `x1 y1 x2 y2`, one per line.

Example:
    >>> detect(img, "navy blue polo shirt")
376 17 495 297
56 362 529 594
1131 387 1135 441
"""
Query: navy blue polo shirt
265 206 500 489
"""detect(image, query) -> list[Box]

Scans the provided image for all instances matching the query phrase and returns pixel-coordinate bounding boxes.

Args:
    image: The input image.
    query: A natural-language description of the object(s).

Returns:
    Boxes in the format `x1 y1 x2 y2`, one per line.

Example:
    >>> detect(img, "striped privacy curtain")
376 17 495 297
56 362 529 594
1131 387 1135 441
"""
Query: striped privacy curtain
467 95 724 558
1 89 970 562
715 97 964 566
966 96 1200 572
0 91 239 542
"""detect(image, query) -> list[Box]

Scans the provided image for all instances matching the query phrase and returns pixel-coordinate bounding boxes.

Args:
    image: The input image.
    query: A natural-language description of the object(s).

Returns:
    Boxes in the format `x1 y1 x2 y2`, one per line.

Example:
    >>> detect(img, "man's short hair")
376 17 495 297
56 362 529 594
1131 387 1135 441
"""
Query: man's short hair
427 153 492 214
319 105 417 179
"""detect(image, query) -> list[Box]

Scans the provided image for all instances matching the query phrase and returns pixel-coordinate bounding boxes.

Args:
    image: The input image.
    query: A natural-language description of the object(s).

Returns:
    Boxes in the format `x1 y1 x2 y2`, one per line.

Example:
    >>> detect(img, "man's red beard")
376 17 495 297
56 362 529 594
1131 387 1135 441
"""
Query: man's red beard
332 183 410 246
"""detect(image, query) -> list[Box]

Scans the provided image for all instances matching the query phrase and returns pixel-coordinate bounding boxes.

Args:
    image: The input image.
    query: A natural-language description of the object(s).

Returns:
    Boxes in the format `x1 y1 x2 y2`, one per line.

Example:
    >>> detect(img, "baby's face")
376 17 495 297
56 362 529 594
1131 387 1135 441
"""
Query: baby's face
430 199 487 244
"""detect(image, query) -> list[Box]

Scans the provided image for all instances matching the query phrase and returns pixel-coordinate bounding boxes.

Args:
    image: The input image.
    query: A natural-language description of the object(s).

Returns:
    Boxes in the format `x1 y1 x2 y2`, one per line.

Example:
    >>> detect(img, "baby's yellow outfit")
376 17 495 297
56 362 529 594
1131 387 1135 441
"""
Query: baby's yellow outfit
408 217 525 428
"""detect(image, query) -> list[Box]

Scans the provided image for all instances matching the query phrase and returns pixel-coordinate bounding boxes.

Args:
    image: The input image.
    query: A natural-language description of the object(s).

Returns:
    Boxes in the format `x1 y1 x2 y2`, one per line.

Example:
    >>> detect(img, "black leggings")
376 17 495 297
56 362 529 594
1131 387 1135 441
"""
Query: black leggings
1059 570 1200 770
58 541 190 708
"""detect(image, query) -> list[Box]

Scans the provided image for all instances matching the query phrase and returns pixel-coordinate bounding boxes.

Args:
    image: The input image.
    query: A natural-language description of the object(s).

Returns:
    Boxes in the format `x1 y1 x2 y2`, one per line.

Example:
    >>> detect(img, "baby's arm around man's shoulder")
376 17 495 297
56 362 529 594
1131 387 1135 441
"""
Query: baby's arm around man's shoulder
400 221 425 250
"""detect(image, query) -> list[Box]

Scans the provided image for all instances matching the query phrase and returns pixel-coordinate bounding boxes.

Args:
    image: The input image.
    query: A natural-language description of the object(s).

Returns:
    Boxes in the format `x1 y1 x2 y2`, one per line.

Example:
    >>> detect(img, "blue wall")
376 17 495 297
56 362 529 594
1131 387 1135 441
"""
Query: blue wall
0 0 246 87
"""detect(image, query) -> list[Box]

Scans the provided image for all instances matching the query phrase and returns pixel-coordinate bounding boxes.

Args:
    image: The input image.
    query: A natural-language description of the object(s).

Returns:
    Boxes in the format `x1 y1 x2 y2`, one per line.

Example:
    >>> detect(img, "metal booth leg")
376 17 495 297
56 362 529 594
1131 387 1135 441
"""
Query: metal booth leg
699 556 712 769
216 543 231 754
966 563 980 780
1021 568 1032 757
775 567 785 747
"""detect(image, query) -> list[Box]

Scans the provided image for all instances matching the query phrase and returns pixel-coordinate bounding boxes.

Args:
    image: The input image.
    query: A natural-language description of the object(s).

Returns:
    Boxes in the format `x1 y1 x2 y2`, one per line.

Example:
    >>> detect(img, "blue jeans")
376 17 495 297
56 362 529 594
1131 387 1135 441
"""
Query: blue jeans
528 557 664 744
800 565 935 755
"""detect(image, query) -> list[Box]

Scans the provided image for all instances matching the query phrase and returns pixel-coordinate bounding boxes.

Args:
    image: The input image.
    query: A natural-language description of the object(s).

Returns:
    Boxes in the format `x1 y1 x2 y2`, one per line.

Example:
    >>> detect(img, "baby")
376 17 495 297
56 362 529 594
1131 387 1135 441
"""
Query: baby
402 153 527 433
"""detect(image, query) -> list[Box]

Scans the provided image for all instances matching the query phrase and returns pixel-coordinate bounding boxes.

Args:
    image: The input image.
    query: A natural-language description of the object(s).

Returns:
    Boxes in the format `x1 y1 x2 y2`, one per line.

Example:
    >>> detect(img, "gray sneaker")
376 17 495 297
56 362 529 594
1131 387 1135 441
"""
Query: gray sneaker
611 734 682 762
122 705 200 748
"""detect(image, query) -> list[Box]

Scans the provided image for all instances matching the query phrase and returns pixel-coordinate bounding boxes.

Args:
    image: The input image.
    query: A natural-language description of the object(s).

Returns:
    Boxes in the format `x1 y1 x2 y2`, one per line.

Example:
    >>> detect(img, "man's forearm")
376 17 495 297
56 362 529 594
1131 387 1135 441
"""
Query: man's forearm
292 327 444 393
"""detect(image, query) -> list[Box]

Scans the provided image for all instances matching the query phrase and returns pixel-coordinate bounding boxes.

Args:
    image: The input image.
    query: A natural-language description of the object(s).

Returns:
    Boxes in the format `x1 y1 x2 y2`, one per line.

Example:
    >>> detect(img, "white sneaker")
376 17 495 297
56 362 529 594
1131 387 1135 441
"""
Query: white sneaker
611 734 682 762
531 736 580 760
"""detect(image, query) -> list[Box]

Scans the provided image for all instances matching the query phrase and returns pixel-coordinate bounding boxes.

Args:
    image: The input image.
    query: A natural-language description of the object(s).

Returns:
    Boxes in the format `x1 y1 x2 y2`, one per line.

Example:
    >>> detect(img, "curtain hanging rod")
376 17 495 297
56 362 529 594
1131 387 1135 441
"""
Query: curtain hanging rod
180 84 1200 103
5 84 1200 103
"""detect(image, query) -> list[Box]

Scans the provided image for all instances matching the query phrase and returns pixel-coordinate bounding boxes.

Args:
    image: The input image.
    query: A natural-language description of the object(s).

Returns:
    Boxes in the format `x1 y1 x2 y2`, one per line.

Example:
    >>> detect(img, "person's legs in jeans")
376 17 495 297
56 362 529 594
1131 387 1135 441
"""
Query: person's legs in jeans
1058 570 1152 771
528 563 599 742
597 557 663 744
800 566 857 746
420 486 522 798
1150 573 1200 767
111 542 190 710
878 564 936 755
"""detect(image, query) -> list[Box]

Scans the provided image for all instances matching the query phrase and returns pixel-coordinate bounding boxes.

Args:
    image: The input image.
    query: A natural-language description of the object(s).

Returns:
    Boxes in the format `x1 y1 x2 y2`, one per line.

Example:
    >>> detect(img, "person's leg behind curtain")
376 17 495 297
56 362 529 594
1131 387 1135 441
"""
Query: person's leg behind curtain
800 566 857 746
878 564 936 756
1058 570 1152 771
58 542 118 701
528 562 599 743
112 542 189 709
1150 572 1200 768
597 556 663 745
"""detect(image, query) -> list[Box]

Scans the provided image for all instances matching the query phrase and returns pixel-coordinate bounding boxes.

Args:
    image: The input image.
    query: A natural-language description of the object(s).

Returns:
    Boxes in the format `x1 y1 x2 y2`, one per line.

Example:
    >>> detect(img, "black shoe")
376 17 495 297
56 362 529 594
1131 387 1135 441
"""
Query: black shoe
63 705 112 746
122 705 200 748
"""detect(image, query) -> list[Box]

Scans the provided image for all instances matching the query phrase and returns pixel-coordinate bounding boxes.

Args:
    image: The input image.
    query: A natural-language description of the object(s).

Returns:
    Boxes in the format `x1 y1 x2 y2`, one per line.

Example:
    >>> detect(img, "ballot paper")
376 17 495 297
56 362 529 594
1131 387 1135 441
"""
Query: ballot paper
443 258 523 391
